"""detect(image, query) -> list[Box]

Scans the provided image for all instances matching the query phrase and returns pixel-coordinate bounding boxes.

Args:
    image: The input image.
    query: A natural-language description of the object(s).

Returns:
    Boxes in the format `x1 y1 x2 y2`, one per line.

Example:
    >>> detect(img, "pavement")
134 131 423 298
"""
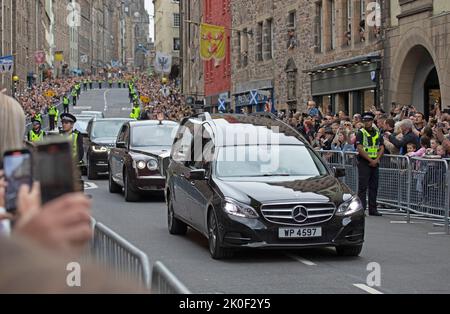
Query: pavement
77 87 450 294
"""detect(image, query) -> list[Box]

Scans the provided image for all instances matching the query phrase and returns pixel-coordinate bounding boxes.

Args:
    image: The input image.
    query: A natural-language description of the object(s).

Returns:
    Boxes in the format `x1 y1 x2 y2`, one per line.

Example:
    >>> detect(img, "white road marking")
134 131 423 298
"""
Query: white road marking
84 182 98 190
104 89 110 111
74 106 92 110
353 284 384 294
286 254 317 266
428 232 446 235
122 107 132 111
390 221 425 224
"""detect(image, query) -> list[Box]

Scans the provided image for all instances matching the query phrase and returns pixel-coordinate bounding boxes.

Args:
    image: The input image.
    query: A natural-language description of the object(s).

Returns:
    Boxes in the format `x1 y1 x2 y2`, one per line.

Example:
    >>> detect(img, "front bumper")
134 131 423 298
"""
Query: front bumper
216 210 365 249
89 151 110 172
133 176 166 192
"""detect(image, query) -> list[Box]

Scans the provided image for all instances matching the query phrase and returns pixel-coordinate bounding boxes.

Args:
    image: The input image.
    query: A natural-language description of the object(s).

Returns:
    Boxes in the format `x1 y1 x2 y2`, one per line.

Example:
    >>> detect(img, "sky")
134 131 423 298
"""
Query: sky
144 0 155 41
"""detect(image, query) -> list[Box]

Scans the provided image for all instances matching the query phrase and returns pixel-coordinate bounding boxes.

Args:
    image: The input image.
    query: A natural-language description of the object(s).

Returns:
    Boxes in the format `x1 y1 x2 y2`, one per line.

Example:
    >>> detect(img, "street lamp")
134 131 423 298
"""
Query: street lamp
12 75 19 98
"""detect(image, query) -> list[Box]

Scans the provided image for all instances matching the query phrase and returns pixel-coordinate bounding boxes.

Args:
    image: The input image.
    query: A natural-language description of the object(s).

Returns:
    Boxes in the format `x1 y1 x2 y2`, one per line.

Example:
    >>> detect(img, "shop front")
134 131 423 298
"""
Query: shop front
233 79 275 114
205 92 231 113
306 53 381 116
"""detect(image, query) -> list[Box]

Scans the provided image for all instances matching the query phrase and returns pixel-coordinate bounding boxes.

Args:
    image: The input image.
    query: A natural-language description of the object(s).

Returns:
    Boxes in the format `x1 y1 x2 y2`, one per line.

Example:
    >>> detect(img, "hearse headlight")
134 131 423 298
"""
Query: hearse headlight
337 196 363 216
223 198 259 219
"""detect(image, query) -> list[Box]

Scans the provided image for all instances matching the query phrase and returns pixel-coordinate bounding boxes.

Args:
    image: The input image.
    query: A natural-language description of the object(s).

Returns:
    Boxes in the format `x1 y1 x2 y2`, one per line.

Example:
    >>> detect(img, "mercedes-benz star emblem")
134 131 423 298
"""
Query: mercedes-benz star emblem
292 206 308 223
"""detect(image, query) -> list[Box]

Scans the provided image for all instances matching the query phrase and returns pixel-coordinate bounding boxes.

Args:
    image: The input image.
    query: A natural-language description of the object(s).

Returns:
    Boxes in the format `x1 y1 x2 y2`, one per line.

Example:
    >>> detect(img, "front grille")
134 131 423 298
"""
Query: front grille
260 202 336 226
161 157 170 177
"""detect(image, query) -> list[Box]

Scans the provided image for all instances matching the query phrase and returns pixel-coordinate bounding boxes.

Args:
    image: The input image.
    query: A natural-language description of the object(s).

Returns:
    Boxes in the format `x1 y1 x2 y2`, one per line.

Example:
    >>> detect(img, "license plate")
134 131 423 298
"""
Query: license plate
279 227 322 239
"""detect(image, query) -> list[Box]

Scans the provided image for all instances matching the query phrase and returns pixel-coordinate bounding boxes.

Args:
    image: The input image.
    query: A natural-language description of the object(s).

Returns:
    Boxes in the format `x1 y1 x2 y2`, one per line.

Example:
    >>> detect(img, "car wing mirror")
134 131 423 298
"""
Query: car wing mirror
116 141 127 149
186 169 207 181
334 167 346 178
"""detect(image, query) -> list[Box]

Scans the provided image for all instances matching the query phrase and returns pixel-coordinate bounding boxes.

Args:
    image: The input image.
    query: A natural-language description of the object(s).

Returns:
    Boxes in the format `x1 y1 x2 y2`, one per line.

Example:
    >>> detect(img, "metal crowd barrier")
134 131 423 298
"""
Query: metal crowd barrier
151 261 192 294
88 220 192 293
319 150 450 234
90 222 151 289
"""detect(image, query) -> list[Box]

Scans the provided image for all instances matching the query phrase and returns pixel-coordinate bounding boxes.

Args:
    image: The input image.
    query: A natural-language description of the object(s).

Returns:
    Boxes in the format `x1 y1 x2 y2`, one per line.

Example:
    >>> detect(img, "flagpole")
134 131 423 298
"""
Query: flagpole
184 20 253 36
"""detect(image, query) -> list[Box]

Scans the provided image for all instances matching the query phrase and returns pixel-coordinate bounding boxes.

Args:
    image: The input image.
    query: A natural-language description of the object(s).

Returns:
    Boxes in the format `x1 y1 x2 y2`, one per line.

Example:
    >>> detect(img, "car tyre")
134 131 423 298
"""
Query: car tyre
167 198 188 235
124 172 140 202
87 157 98 180
336 245 363 257
108 167 121 194
208 210 234 260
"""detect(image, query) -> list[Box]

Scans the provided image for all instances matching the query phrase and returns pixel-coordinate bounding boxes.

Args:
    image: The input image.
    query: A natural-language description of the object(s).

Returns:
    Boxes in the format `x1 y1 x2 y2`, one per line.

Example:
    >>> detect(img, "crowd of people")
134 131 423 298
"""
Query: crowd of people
132 74 193 121
279 101 450 159
14 75 128 121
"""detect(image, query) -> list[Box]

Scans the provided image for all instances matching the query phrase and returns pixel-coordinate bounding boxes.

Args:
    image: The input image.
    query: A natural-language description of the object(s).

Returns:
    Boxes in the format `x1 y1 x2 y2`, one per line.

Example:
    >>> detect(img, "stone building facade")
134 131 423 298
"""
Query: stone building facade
307 0 385 115
0 0 142 92
231 0 315 114
180 0 204 101
0 0 50 90
384 0 450 115
153 0 181 69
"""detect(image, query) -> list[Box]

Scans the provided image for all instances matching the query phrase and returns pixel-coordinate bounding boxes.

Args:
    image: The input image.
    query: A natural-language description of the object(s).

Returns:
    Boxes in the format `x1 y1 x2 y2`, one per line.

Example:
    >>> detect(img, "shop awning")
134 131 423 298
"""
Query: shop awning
305 53 382 96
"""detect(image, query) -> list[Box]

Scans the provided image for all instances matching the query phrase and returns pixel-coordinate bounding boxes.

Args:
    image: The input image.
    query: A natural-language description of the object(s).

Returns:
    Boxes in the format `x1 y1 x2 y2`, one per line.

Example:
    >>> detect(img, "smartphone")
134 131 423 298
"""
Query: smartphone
34 139 80 204
3 149 33 214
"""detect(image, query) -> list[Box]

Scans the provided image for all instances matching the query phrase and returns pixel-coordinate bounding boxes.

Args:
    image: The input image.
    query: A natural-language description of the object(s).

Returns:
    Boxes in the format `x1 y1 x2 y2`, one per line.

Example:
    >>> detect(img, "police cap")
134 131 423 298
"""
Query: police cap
60 113 77 123
362 112 375 121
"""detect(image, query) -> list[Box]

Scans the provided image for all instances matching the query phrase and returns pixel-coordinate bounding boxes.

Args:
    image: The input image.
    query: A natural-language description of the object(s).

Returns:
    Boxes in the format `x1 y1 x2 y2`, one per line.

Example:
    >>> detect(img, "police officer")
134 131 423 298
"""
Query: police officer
130 101 141 120
89 78 93 90
98 78 103 89
75 82 81 98
71 87 78 107
108 78 113 88
355 112 384 217
60 113 84 164
28 119 45 143
63 95 70 113
83 79 88 91
32 111 43 125
48 103 59 131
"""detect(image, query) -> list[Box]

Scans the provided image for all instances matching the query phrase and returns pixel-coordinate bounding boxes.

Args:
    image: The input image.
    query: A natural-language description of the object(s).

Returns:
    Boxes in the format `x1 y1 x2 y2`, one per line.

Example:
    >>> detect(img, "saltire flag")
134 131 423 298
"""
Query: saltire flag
200 23 226 63
0 55 14 73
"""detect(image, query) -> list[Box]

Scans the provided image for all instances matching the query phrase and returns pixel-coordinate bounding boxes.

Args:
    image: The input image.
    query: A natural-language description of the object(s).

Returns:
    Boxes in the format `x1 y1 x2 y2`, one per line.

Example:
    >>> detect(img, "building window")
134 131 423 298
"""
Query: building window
241 29 249 67
236 31 241 68
287 11 296 29
256 22 263 61
315 2 323 53
330 0 336 50
360 0 366 42
173 38 180 51
369 0 381 41
345 0 352 46
173 13 180 27
263 19 273 60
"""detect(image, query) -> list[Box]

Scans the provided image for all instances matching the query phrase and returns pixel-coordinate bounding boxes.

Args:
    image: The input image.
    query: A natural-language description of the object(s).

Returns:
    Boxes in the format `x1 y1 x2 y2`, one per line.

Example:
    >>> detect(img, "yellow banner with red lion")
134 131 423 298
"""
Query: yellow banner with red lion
200 23 226 62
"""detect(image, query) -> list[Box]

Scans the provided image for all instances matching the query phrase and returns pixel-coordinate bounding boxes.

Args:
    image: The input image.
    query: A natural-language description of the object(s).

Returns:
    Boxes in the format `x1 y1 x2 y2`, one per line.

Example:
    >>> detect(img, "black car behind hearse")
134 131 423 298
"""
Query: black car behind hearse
165 113 365 260
108 120 179 202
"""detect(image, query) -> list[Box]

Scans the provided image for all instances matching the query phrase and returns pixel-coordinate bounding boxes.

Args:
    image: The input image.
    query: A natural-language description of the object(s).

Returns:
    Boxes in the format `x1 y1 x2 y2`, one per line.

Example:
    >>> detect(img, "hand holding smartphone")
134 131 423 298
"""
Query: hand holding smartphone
34 138 80 204
3 149 33 214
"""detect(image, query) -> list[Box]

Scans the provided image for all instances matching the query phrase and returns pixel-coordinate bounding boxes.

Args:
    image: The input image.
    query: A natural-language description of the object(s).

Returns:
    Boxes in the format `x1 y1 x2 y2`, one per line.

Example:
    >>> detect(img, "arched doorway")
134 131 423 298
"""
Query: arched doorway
424 68 441 118
396 45 440 118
